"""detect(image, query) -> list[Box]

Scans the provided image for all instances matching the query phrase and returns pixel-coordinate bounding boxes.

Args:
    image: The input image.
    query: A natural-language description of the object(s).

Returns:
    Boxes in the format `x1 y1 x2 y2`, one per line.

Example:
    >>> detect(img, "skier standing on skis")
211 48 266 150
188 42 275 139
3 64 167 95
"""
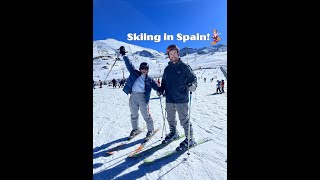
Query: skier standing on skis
99 80 103 88
221 79 225 93
119 46 159 141
216 80 222 93
157 44 197 151
111 78 116 89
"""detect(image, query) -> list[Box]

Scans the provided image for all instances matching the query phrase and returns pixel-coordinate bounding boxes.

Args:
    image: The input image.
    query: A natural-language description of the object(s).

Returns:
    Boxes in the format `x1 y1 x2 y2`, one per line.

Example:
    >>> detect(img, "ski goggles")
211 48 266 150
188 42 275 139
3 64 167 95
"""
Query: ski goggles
139 65 149 70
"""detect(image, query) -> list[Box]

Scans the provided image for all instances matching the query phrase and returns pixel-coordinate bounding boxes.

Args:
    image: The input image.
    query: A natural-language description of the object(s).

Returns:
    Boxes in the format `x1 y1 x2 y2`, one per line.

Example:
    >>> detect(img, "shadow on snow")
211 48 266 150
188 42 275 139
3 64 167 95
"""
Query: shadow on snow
93 143 190 180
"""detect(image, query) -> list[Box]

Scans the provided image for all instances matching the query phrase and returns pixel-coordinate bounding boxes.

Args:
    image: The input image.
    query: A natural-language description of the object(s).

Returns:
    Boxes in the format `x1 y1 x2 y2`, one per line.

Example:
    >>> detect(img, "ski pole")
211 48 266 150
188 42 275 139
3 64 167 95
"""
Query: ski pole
187 91 192 155
159 95 167 139
128 45 139 61
104 50 120 82
164 107 167 134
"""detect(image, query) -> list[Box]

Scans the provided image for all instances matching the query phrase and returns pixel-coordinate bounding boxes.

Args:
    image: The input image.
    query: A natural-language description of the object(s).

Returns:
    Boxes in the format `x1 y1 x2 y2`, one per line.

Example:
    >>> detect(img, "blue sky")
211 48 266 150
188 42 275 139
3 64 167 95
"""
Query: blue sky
93 0 227 53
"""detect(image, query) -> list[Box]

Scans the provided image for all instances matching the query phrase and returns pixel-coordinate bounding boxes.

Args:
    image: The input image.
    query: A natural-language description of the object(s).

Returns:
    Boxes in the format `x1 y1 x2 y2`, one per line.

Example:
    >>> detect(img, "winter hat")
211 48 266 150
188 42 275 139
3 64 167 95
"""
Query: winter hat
139 62 149 70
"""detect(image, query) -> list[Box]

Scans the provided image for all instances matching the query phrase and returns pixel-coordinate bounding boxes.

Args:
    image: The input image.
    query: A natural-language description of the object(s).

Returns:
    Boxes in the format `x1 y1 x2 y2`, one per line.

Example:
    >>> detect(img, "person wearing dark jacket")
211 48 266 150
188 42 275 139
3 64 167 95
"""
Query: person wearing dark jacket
119 79 124 88
157 44 197 151
99 80 103 88
216 80 222 94
119 46 159 141
221 79 225 93
112 78 117 89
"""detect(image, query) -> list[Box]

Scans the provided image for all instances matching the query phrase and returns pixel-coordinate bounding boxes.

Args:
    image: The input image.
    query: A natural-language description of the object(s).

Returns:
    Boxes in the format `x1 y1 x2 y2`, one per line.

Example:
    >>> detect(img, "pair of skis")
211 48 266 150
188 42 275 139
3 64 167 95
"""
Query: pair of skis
106 128 213 165
128 134 185 158
127 128 160 157
106 126 146 155
106 127 160 155
129 135 213 165
143 137 213 164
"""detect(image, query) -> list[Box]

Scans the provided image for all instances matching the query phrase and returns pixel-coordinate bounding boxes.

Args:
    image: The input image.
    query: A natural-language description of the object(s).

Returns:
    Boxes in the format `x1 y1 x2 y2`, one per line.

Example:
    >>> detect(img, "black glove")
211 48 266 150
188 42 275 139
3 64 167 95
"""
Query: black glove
119 46 127 56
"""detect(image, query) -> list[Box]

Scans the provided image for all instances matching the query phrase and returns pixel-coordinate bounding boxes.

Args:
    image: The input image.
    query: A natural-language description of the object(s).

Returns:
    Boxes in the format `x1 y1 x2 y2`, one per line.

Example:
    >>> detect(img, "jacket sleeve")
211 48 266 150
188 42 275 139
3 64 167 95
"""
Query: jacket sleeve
185 65 197 87
123 56 136 74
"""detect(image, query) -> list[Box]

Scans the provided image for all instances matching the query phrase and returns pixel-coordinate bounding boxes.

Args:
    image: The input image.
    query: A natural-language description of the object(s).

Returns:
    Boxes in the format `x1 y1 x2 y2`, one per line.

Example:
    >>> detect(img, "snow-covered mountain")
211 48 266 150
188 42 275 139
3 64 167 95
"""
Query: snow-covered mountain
180 44 227 57
93 39 227 82
93 38 164 58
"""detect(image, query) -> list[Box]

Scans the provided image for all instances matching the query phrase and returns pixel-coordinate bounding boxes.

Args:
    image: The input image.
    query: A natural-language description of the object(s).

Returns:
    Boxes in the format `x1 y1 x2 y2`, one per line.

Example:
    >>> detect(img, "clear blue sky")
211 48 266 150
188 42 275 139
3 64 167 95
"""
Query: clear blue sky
93 0 226 53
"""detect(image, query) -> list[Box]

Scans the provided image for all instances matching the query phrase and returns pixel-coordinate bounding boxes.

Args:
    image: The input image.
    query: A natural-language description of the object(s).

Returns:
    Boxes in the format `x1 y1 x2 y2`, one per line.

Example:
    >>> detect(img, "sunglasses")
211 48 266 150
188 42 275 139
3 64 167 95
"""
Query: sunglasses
140 66 149 70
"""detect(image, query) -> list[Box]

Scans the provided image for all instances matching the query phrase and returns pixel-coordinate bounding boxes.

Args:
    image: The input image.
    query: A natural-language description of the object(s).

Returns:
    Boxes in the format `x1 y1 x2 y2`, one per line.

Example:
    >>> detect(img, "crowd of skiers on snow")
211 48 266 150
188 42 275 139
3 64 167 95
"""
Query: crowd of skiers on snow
198 77 225 94
93 77 162 89
94 77 225 94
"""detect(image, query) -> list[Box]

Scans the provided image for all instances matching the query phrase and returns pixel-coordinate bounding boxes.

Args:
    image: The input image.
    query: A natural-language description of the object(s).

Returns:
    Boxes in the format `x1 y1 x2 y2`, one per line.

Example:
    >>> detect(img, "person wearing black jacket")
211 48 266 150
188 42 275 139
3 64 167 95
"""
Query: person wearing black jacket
157 44 197 151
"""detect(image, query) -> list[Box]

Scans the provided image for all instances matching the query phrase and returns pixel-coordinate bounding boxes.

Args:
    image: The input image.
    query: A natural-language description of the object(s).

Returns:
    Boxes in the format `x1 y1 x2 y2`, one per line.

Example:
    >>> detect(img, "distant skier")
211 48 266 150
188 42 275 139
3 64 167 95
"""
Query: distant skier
216 80 222 93
221 80 225 93
112 78 117 89
99 80 103 88
157 44 198 151
119 79 125 88
93 80 95 89
119 46 159 141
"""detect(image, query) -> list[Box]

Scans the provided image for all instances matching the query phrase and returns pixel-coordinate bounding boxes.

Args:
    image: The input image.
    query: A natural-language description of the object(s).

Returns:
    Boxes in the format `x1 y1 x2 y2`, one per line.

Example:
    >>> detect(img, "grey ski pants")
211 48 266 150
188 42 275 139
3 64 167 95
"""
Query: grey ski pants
166 102 194 140
129 92 154 131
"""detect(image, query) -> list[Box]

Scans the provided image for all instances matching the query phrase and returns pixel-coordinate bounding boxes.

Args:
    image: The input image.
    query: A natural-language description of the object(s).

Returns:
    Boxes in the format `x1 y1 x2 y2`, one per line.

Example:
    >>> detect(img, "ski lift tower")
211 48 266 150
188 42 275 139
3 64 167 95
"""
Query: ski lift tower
158 63 162 73
121 66 125 79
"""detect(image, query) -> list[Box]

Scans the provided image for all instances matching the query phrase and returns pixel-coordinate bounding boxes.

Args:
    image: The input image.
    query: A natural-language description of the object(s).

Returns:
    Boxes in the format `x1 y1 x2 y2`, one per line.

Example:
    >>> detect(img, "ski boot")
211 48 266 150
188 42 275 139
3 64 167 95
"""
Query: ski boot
162 125 179 144
128 128 141 140
176 137 196 151
144 130 156 142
